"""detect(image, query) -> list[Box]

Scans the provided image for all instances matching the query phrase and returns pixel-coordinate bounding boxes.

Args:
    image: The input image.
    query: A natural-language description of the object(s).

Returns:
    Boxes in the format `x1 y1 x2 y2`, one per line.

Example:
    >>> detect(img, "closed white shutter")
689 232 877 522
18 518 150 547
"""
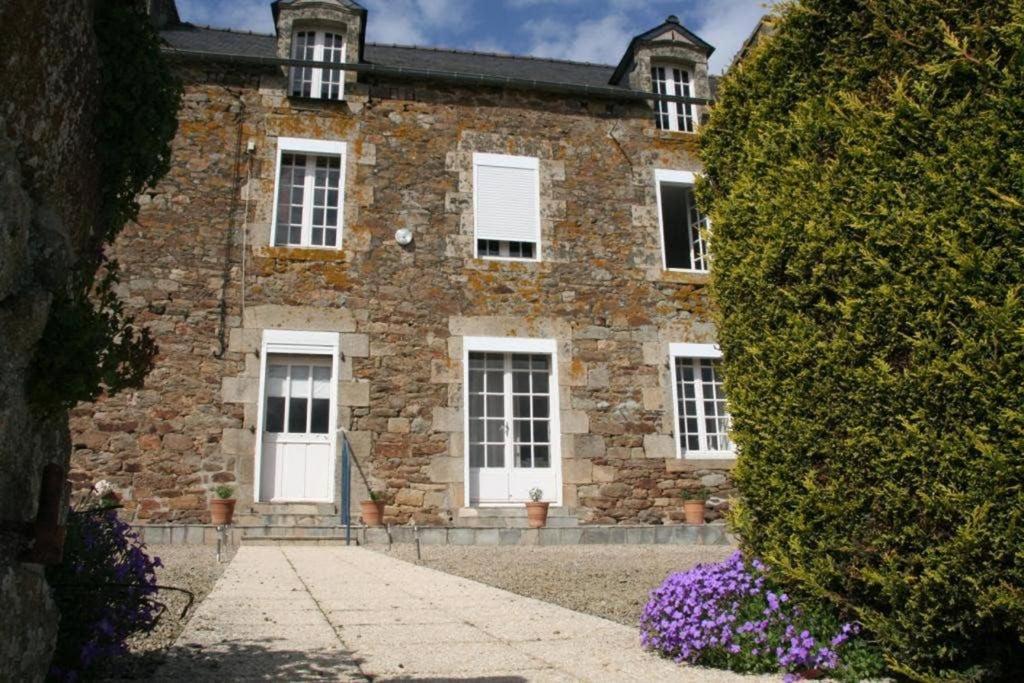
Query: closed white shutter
473 153 540 243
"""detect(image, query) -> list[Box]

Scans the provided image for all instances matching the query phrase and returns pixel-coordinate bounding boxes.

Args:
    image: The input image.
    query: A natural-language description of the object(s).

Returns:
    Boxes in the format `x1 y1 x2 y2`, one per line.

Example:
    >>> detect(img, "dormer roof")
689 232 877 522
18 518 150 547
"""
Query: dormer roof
270 0 365 30
610 15 714 85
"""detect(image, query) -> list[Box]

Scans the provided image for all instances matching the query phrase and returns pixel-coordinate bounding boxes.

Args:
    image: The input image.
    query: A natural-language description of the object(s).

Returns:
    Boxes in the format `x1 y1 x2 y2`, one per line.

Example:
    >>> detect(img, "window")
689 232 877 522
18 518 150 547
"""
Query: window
264 358 333 435
670 343 733 458
473 153 541 261
271 137 346 248
290 30 345 100
467 352 552 469
656 169 709 272
651 63 695 132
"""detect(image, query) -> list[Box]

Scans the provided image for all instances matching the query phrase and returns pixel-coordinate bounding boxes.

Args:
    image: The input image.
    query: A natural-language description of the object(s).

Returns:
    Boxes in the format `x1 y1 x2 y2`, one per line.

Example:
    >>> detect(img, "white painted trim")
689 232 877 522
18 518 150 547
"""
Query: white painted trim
461 336 562 507
668 342 721 359
464 336 557 354
654 168 697 185
269 137 347 250
472 152 539 170
654 168 711 273
253 329 340 503
668 343 735 461
472 152 542 262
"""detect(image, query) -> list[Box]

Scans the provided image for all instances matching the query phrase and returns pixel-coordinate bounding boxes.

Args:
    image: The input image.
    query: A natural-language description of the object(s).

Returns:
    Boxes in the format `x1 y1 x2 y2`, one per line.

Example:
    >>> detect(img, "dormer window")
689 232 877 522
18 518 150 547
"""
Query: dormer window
651 64 695 132
289 30 345 100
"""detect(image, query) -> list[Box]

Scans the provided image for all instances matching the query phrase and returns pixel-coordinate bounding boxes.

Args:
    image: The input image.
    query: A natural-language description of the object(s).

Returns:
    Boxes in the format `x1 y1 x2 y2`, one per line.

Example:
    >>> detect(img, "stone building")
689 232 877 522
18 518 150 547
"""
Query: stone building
71 0 737 529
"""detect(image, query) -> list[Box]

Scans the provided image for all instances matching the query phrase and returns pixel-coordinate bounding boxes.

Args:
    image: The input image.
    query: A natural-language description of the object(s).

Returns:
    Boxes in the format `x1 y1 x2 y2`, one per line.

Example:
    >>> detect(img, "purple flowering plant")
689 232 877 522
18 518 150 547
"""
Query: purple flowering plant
46 490 163 682
640 551 884 681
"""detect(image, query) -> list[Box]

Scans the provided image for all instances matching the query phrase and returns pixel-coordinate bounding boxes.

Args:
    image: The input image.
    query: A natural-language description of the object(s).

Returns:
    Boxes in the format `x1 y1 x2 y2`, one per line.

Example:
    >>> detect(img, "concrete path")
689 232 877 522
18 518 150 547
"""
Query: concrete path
156 545 777 682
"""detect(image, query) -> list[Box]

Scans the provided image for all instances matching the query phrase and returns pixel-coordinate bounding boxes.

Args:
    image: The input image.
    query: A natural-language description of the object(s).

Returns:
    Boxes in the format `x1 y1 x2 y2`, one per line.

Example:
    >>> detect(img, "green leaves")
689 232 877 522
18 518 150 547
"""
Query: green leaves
700 0 1024 678
28 3 179 414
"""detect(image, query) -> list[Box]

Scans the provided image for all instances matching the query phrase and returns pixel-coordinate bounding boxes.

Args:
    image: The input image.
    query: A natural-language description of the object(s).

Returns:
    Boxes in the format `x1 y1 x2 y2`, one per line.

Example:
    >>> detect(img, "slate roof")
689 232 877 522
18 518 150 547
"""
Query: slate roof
159 24 719 96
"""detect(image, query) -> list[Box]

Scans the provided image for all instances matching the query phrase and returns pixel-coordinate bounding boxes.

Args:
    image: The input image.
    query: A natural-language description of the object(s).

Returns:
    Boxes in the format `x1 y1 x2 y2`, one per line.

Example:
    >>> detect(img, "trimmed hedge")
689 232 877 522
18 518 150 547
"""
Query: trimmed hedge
698 1 1024 678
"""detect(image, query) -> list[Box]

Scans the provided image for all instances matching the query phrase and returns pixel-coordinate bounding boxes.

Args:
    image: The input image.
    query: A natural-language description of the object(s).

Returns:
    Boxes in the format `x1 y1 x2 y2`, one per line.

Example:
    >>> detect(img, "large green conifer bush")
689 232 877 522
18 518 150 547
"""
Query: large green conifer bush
698 1 1024 678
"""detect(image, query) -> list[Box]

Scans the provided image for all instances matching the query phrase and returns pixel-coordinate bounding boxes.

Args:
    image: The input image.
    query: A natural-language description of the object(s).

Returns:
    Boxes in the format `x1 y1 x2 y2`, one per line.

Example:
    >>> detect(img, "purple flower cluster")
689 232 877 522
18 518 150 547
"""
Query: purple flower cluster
640 551 861 680
48 507 163 681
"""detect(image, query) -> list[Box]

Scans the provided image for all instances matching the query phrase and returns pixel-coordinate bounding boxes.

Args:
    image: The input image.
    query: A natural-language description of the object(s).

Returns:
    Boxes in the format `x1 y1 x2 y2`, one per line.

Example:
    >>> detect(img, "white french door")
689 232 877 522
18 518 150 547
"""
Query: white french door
467 351 557 504
260 355 334 502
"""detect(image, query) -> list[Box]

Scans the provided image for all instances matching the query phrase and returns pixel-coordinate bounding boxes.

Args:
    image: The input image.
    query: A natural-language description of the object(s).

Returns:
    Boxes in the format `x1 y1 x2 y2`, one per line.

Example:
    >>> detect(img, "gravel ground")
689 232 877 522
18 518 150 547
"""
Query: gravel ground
95 543 234 680
375 543 737 626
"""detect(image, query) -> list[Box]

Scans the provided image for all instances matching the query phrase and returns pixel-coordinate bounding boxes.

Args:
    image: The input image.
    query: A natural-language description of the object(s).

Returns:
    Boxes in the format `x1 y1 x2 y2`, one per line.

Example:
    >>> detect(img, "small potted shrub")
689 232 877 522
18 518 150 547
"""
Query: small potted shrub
681 486 710 525
360 490 385 526
525 487 549 528
209 485 236 525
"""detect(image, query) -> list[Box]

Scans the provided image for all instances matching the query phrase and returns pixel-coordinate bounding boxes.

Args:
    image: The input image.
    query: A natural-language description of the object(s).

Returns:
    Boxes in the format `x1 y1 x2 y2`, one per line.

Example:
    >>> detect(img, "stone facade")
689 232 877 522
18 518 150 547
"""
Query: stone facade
1 0 101 679
70 2 737 526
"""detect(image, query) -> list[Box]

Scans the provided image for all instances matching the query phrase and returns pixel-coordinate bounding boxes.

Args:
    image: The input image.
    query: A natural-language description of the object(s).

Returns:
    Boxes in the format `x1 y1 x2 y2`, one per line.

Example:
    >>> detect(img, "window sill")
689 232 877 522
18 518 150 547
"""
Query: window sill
661 269 710 285
254 245 348 262
647 128 700 142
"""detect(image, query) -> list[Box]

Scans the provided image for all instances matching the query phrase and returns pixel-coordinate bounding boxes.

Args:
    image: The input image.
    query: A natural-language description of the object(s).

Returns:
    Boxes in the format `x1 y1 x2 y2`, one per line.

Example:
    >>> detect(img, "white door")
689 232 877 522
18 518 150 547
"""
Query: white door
467 352 557 504
260 356 334 502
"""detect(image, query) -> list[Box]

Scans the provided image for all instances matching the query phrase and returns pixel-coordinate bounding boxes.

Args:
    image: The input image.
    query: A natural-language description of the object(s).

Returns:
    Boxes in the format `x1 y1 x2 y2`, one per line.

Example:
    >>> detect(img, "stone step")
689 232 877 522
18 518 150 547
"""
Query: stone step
244 536 353 546
459 506 576 518
233 513 341 527
239 524 356 539
456 506 578 528
358 523 732 546
244 502 337 516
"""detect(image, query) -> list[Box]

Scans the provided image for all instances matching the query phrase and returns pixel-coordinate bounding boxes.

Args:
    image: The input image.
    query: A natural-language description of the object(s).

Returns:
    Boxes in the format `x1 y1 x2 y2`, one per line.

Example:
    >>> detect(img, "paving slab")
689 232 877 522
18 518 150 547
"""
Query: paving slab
156 545 779 682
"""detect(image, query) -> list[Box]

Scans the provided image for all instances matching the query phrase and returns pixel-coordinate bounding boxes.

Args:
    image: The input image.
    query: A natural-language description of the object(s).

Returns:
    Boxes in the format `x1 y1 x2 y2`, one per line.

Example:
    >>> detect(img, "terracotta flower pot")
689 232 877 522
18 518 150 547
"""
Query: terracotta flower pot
525 501 550 528
683 499 706 525
210 498 236 525
360 500 385 526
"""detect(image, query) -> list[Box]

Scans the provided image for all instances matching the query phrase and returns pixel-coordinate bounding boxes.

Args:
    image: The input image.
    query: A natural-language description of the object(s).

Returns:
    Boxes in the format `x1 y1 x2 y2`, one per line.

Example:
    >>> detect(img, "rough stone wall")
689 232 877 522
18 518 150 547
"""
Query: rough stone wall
70 59 736 525
0 0 100 680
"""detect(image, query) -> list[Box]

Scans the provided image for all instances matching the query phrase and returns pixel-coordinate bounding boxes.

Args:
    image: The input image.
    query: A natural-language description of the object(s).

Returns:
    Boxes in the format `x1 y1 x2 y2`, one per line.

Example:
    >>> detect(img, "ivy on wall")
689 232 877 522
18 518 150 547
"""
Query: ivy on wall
29 1 181 412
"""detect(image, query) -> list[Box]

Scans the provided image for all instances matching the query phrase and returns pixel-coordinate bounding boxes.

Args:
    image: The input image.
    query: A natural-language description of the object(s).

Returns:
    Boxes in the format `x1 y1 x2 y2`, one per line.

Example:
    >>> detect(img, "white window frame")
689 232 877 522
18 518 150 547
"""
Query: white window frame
462 336 562 506
253 330 340 502
289 29 346 101
472 152 542 262
669 342 734 460
269 137 346 250
651 62 696 133
655 169 710 273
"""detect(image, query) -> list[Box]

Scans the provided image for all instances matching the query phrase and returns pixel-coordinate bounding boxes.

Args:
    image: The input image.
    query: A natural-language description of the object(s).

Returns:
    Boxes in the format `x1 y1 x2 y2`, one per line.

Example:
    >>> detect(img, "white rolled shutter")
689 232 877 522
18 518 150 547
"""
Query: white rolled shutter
473 153 540 243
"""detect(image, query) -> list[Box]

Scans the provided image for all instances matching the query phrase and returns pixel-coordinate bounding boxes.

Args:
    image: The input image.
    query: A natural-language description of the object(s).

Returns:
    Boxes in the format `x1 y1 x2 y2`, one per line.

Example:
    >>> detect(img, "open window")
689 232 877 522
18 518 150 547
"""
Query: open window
655 169 709 272
289 30 345 100
270 137 346 249
472 153 541 261
669 343 733 459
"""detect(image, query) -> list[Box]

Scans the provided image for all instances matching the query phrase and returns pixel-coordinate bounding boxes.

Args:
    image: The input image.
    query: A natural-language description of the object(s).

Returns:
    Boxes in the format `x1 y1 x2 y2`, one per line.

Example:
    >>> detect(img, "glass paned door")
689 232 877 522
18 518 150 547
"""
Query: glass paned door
261 355 335 501
468 352 556 504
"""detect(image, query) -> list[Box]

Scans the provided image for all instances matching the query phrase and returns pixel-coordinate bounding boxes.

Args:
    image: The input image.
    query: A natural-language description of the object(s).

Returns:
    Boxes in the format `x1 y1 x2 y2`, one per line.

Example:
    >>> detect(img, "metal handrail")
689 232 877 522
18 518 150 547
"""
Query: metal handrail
339 429 352 545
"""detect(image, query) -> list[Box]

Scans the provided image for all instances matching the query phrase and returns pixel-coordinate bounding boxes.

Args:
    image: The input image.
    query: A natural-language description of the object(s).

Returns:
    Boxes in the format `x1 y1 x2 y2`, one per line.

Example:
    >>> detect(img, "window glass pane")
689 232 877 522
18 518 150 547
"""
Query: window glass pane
486 394 504 417
265 396 285 433
312 366 331 397
532 396 549 418
486 420 503 442
486 444 504 467
514 419 531 443
310 398 330 433
469 394 483 418
469 419 483 443
534 420 549 444
514 395 531 418
515 444 532 468
267 365 287 397
485 370 503 392
661 183 693 269
288 398 308 432
534 445 550 468
532 370 549 394
512 372 529 393
469 443 485 468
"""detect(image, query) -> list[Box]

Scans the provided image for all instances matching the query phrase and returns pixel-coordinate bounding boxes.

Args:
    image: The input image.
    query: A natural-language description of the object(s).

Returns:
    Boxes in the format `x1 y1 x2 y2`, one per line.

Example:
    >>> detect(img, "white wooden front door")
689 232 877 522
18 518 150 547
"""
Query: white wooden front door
260 356 334 502
467 352 557 504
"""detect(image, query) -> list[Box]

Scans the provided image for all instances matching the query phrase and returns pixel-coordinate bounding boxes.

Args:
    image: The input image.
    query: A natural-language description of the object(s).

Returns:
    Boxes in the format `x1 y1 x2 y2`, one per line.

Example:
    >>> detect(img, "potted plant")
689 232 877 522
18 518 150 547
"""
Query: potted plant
681 486 710 525
525 487 549 528
360 490 385 526
210 485 236 525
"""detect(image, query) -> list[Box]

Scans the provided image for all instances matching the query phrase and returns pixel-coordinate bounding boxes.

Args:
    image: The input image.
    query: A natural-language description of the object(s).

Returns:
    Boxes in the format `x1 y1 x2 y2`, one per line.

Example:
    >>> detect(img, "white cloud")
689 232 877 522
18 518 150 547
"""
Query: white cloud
689 0 775 73
360 0 475 45
176 0 274 33
525 13 633 64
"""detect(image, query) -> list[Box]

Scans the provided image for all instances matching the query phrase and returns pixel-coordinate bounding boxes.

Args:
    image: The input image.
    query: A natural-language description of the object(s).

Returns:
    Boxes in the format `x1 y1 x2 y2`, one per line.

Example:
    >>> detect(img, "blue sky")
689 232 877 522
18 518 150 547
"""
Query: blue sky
176 0 772 74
